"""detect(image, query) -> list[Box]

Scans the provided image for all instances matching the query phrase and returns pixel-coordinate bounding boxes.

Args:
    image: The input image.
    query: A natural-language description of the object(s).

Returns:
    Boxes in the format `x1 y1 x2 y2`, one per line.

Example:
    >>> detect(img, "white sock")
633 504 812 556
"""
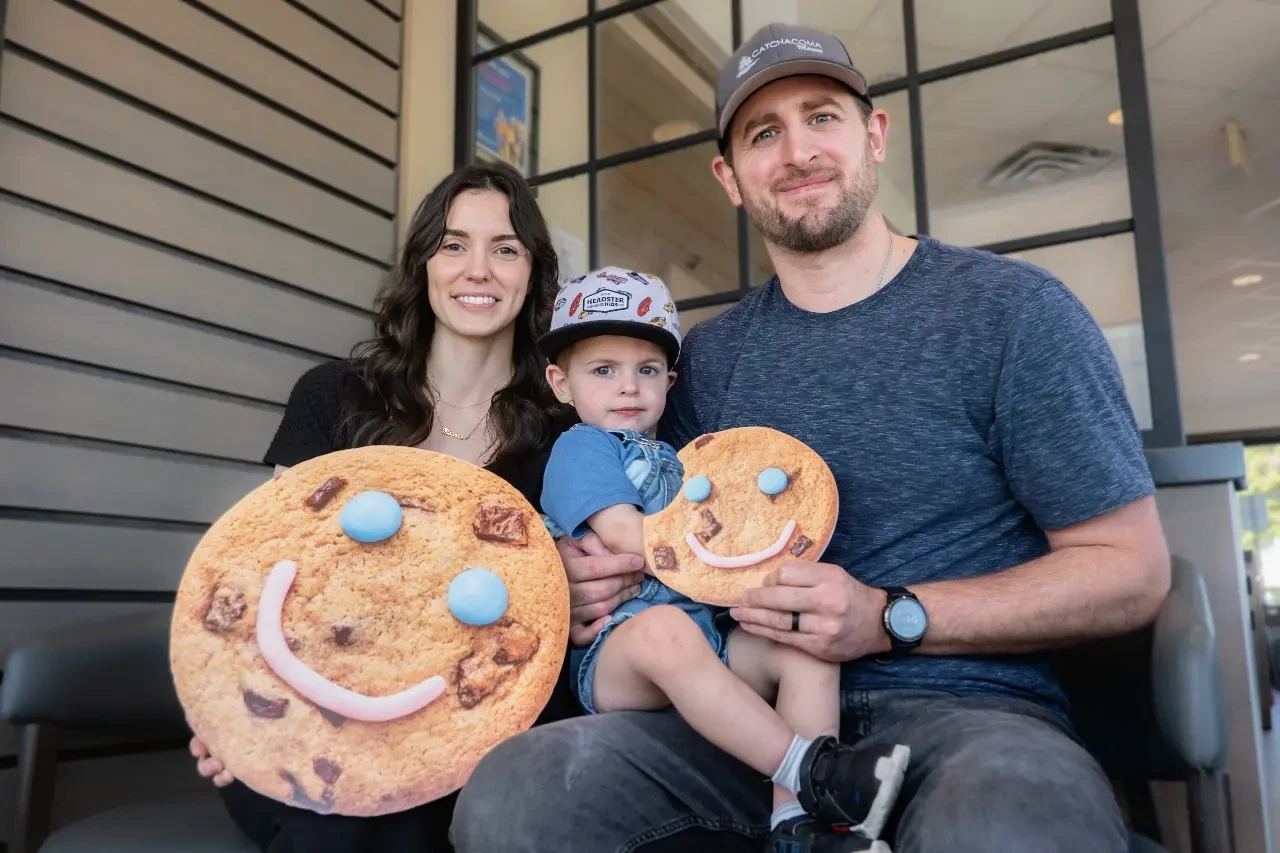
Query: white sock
770 799 806 830
770 735 811 795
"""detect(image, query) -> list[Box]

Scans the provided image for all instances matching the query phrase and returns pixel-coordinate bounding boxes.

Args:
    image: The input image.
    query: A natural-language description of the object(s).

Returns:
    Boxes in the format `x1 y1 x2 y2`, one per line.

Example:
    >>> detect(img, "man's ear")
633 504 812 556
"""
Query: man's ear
545 362 573 404
711 156 743 207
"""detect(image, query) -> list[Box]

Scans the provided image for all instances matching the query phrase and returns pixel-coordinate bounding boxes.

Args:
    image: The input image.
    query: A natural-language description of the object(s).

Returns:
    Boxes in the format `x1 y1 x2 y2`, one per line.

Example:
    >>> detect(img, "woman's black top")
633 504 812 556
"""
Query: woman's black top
219 358 577 853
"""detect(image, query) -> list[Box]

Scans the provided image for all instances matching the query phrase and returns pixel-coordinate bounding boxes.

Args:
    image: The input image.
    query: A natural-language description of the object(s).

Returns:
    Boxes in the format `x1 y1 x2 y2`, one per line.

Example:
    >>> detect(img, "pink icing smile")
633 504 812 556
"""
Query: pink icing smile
685 520 797 569
256 560 446 722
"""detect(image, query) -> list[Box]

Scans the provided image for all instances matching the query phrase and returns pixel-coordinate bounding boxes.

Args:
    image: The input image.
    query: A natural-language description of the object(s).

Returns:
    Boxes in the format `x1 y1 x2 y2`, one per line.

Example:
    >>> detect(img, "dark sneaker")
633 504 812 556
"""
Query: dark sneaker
766 815 892 853
796 736 910 839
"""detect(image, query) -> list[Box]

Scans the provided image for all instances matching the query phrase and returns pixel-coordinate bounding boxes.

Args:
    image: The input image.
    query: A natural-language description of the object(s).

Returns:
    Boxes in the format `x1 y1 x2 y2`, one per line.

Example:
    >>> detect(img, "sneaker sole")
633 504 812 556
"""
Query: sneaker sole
849 744 911 841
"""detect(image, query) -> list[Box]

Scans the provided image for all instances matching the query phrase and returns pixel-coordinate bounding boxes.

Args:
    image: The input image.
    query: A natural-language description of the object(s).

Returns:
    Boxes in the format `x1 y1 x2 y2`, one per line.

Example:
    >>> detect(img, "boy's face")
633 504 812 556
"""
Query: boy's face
545 335 675 434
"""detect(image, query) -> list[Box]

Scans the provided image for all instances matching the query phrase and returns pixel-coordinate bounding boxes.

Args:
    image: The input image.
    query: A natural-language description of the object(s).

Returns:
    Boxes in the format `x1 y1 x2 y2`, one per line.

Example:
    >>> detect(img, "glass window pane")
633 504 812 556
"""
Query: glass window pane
476 1 585 49
876 90 916 235
474 27 586 178
740 1 905 84
597 1 729 160
534 176 590 284
908 0 1111 71
1008 233 1152 430
600 142 738 301
924 37 1130 248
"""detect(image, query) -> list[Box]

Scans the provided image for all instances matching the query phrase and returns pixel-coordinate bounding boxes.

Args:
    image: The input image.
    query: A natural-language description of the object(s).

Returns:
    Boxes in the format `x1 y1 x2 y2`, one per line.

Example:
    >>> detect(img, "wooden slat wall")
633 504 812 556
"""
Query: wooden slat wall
0 0 401 807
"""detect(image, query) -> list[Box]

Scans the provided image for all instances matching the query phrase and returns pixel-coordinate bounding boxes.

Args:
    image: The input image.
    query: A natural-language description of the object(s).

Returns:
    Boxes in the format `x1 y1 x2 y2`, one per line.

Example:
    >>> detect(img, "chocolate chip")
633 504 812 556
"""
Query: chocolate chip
790 535 814 557
304 477 346 510
331 624 355 647
316 706 346 728
473 503 528 546
494 623 539 665
313 758 342 785
695 509 722 543
203 586 246 633
284 631 302 652
243 690 288 719
279 770 334 813
455 651 496 709
397 496 435 511
694 434 715 449
653 546 678 571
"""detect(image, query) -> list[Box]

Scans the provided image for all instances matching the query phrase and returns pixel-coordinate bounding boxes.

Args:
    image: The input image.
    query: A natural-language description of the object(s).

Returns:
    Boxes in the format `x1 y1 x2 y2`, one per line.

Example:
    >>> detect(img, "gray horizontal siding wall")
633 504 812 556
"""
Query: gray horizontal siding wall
0 0 400 797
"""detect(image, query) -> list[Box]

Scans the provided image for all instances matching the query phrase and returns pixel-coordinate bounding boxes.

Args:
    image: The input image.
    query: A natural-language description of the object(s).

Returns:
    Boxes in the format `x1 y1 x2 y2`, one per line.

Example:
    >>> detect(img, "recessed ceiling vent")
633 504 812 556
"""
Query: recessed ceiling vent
977 141 1119 193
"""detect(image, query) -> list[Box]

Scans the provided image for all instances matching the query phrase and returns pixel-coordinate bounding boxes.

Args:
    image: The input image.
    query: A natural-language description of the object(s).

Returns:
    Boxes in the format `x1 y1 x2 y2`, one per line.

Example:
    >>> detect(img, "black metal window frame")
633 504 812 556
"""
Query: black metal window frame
453 0 1183 449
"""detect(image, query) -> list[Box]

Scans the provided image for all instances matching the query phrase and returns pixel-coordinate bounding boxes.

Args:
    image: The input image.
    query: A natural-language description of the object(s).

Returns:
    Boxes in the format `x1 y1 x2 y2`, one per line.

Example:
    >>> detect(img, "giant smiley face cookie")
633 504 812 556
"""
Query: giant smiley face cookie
169 445 569 817
643 426 839 607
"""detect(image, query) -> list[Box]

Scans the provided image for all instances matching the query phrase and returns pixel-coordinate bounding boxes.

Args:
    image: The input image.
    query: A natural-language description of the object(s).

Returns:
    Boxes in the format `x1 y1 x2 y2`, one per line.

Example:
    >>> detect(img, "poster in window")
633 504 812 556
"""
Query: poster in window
475 24 540 177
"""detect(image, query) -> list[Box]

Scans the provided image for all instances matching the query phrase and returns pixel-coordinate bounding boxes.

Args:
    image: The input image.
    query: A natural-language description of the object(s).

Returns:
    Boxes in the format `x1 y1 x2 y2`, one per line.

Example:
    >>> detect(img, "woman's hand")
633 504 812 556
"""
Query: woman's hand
556 532 645 646
190 736 235 787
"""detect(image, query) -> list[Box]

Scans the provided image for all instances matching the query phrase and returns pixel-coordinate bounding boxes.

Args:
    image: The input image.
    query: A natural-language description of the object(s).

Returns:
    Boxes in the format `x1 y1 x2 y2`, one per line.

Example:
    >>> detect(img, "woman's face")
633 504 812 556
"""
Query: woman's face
425 189 532 341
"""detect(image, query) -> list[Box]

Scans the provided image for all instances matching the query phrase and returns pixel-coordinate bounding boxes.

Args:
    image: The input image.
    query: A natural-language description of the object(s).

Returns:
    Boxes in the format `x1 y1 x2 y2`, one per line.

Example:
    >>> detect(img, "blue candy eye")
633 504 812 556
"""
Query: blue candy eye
683 475 712 502
757 468 788 496
339 491 403 543
448 568 509 626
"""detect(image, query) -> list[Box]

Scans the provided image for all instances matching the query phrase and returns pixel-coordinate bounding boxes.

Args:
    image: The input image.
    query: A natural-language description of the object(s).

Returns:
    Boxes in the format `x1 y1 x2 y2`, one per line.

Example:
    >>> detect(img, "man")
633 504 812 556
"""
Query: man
451 22 1171 853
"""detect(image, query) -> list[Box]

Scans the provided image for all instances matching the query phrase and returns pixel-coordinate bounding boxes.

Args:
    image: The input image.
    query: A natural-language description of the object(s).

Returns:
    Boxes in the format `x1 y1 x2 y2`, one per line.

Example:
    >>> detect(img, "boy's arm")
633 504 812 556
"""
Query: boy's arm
585 504 647 565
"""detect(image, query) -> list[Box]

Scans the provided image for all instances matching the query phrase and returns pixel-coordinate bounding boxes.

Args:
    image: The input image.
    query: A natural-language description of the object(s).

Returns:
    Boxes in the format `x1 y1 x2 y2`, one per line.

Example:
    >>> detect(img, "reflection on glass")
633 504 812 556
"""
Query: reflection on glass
925 37 1129 248
476 1 585 49
596 2 727 160
1010 233 1151 430
473 26 585 177
740 1 904 83
533 176 590 284
599 142 738 301
913 0 1110 70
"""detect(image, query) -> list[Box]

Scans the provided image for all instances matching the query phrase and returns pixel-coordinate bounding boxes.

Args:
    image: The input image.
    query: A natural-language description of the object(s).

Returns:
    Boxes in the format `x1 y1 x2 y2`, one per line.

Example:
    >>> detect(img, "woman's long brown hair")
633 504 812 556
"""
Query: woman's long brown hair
342 161 572 469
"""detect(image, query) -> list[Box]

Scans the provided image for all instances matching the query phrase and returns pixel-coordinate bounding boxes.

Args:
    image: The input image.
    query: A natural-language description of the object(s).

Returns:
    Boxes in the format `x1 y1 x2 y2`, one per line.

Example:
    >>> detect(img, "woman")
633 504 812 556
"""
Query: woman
189 160 582 851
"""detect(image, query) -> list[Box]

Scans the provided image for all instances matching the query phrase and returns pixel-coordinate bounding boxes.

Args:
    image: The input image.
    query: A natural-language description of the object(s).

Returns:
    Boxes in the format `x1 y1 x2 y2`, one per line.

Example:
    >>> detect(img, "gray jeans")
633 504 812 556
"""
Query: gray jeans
450 688 1129 853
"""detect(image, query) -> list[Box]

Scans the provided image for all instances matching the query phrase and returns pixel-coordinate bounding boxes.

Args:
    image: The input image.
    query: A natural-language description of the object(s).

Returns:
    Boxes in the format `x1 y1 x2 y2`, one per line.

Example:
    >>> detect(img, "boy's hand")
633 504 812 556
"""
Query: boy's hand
729 561 891 662
556 532 645 646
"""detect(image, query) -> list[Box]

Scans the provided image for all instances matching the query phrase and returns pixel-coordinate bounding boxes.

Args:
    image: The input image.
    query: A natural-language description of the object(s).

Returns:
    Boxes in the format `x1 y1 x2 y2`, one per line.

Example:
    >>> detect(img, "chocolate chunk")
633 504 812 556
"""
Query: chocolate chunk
203 586 246 633
243 690 288 719
304 477 346 510
456 651 499 709
695 509 722 543
790 535 814 557
694 434 715 449
473 503 528 546
397 496 435 512
313 758 342 785
316 706 346 728
652 546 678 572
331 624 355 647
284 631 302 652
494 624 540 665
279 770 334 813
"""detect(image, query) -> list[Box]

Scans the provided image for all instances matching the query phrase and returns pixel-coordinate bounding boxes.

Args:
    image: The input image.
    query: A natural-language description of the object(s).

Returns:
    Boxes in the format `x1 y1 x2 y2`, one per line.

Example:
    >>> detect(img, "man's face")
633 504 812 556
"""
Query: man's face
713 75 888 254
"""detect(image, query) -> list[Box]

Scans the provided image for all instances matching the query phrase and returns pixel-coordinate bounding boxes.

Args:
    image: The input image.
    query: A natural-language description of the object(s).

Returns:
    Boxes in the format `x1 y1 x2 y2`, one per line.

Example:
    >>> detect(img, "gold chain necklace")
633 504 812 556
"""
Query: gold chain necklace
437 405 490 441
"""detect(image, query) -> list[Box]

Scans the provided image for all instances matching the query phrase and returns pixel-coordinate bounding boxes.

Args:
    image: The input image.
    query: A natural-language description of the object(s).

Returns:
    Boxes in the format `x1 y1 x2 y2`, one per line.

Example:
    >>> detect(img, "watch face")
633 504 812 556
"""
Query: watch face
888 598 928 642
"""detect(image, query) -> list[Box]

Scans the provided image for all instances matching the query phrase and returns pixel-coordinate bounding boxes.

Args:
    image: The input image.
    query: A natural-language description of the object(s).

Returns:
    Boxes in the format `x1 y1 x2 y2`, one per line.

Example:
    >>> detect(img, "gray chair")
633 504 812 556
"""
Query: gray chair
0 555 1230 853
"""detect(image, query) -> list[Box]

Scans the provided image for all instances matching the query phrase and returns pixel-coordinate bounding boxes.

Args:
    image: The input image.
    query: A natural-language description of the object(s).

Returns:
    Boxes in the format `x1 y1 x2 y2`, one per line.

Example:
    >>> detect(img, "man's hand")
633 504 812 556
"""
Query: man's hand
730 561 890 662
558 532 645 647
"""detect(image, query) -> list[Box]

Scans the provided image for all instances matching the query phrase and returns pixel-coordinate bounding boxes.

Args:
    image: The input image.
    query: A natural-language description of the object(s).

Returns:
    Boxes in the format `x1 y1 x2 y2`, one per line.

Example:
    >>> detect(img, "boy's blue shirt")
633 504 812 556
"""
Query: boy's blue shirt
541 425 680 540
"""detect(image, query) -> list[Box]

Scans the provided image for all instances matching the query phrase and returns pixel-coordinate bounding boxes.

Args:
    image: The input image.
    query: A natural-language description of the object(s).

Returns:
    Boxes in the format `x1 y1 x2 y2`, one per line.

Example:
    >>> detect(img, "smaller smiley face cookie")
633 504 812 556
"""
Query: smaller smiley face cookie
642 427 838 606
169 445 569 817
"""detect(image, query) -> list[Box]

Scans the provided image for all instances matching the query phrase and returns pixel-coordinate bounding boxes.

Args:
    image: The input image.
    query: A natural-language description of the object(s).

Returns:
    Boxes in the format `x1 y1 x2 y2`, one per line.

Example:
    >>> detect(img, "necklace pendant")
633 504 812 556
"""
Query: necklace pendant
440 425 468 440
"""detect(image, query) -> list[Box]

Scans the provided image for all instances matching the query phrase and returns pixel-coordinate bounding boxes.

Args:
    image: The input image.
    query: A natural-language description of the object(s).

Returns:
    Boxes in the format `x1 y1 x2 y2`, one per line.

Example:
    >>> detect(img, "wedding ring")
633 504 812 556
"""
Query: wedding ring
791 611 800 632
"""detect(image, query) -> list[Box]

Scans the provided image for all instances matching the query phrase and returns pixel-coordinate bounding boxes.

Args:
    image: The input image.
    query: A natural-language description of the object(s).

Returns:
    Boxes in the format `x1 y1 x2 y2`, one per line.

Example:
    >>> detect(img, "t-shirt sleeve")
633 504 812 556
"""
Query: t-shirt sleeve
657 332 706 452
540 427 643 540
992 280 1155 531
263 362 344 468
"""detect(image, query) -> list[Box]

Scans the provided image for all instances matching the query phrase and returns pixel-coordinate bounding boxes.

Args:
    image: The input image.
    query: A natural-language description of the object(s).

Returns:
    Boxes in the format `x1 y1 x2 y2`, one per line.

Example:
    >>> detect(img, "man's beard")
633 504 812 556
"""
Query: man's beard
737 156 879 254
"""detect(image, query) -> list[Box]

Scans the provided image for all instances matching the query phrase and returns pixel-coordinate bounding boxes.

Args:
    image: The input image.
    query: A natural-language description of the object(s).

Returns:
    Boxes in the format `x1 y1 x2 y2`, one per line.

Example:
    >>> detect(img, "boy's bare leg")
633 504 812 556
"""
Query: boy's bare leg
591 605 796 778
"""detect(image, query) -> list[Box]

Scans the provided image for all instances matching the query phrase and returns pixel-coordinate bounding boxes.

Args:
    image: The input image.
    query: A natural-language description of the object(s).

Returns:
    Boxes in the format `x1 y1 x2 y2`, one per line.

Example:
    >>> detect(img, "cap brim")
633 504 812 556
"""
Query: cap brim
718 58 871 139
538 321 680 366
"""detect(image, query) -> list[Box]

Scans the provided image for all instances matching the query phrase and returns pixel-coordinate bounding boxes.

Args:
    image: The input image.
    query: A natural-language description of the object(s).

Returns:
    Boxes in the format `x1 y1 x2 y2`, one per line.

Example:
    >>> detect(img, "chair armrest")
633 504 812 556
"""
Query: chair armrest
0 606 188 733
1149 555 1227 772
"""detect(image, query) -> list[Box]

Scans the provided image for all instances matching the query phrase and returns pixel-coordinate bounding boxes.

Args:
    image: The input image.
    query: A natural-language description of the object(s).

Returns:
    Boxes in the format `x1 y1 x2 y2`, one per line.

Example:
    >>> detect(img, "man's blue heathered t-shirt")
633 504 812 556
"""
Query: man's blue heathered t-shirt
656 235 1155 719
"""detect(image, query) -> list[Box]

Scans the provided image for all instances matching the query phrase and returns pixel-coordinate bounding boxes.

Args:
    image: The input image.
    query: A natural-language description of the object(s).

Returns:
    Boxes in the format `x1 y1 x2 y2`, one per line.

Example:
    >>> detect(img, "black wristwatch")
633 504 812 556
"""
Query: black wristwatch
881 586 928 656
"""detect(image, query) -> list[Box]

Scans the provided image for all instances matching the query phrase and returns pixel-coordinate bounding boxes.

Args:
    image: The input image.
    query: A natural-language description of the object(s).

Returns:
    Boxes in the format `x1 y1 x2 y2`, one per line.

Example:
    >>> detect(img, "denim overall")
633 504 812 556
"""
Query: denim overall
551 425 730 714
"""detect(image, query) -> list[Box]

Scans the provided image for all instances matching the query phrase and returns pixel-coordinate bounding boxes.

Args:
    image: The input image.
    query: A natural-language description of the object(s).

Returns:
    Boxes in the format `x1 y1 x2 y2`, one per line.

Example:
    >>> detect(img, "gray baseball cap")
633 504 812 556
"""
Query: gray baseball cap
715 23 871 150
